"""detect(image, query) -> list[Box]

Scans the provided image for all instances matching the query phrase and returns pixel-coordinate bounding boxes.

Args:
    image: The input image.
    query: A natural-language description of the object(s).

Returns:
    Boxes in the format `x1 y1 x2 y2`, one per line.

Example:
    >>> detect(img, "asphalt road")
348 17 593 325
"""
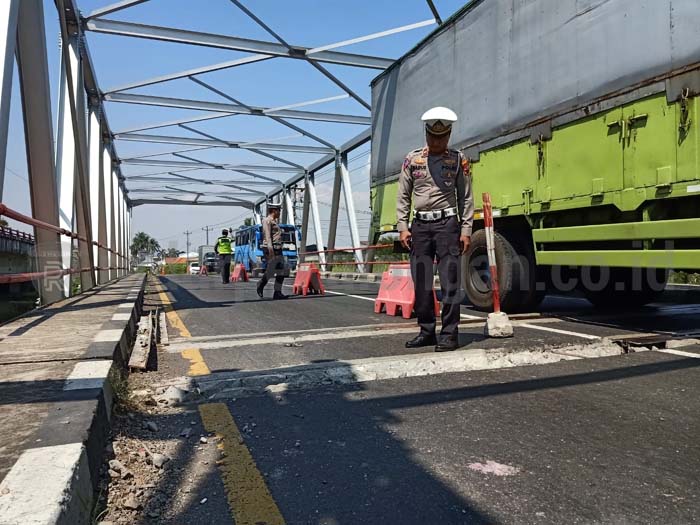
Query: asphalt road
144 274 700 524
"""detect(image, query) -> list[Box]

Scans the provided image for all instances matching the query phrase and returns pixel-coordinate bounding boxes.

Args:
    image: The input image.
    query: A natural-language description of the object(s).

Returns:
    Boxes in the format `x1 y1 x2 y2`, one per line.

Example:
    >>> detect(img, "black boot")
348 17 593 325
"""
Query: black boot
405 333 437 349
256 284 264 299
435 335 459 352
273 291 288 300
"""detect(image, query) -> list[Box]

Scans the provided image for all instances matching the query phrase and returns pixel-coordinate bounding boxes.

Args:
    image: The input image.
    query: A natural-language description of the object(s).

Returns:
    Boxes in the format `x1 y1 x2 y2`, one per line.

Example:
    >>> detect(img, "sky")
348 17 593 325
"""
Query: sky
2 0 467 251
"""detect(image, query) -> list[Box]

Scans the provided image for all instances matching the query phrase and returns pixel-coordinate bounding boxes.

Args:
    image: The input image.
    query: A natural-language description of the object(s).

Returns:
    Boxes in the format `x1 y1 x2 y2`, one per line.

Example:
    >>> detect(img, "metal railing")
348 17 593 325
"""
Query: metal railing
0 203 126 285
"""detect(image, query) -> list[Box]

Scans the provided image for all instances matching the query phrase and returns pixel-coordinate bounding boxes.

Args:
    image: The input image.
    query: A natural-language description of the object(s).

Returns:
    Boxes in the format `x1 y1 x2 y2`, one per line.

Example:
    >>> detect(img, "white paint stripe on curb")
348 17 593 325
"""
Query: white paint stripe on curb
111 313 131 321
461 313 482 320
117 303 133 309
126 295 138 300
518 323 601 340
64 361 113 391
0 443 90 525
93 329 124 342
657 348 700 359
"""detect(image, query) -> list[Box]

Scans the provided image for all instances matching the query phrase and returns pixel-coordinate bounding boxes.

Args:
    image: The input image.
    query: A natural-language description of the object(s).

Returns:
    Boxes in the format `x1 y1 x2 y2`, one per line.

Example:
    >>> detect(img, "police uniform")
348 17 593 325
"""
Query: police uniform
257 204 288 299
215 231 233 284
396 107 474 351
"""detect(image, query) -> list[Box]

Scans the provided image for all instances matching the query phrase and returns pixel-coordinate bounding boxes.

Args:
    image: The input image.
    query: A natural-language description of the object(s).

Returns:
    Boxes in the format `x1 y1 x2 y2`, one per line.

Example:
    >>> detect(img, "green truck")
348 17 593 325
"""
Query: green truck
369 0 700 311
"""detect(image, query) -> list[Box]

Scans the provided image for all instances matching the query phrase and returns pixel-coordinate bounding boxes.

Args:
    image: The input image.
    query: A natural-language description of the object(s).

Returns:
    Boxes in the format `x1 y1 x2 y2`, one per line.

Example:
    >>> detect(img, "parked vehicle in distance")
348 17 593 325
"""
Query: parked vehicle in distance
233 224 300 277
203 252 218 273
188 262 201 275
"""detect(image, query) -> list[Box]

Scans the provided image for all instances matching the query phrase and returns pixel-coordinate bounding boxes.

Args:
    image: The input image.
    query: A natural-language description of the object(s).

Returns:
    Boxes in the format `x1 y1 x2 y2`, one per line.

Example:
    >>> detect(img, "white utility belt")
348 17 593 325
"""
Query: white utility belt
415 207 459 222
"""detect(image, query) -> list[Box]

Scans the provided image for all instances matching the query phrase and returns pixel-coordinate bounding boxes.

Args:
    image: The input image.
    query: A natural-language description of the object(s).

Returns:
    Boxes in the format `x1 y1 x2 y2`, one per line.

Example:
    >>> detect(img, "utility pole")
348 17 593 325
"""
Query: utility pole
184 230 192 260
202 225 213 245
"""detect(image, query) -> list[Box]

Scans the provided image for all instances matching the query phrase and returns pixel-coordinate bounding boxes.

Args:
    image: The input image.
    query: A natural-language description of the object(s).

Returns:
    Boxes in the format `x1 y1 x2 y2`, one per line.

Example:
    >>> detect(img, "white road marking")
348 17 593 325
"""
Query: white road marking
657 348 700 359
172 322 415 343
111 313 131 321
518 323 601 340
461 313 482 320
64 360 113 390
324 290 376 302
279 282 376 302
169 326 420 351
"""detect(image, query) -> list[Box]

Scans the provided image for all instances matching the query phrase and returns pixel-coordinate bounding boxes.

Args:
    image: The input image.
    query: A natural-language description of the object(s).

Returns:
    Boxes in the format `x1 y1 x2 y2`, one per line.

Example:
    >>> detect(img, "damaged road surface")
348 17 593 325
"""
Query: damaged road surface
93 275 700 524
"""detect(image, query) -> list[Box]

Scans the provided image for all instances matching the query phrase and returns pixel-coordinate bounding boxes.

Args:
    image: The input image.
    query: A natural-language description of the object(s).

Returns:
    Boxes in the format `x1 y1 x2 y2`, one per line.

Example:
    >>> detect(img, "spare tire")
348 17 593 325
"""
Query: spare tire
462 229 526 312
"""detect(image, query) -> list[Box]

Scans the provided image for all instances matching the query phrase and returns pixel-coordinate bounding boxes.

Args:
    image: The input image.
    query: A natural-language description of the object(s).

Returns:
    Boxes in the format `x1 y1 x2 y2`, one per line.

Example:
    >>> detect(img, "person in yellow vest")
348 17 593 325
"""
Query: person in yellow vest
215 229 233 284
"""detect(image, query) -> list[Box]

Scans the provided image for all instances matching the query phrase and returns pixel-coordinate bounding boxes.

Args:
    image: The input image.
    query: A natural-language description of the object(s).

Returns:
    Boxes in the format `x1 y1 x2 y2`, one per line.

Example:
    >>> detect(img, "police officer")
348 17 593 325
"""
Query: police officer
256 202 288 300
397 107 474 351
215 229 233 284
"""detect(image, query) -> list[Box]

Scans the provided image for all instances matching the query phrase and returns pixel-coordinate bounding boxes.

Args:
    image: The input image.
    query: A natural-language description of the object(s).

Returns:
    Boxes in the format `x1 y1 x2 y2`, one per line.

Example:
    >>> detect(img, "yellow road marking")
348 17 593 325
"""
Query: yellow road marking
157 286 191 338
181 347 211 376
199 403 285 525
156 278 211 375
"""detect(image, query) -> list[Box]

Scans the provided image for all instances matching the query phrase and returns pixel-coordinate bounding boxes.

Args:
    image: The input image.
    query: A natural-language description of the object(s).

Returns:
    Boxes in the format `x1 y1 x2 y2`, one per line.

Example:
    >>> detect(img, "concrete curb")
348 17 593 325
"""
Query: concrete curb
0 274 147 525
196 339 624 399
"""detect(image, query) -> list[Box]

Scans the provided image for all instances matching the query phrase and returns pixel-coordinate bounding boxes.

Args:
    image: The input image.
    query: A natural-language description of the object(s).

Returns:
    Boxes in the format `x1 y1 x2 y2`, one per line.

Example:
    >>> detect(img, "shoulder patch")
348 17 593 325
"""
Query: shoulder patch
461 156 470 175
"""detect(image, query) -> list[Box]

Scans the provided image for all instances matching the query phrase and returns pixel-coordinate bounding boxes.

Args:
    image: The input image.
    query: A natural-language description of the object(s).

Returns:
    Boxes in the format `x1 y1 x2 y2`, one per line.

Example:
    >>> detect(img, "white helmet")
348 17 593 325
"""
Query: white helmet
421 106 458 136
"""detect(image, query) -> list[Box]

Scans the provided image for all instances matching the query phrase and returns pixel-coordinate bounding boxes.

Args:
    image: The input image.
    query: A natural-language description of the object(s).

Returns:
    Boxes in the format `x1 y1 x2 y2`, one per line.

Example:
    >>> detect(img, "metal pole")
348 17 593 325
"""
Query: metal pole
116 185 123 276
110 169 118 280
253 204 262 225
326 154 343 270
339 151 365 272
88 104 101 274
284 186 295 225
300 177 311 262
15 0 63 303
97 143 109 283
202 225 213 244
0 0 19 201
54 34 80 296
184 230 192 260
306 172 326 270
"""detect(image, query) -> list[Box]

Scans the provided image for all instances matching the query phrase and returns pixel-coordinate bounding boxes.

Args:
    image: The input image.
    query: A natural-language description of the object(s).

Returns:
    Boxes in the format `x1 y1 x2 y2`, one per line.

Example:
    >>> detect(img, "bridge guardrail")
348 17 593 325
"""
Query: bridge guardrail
0 203 127 285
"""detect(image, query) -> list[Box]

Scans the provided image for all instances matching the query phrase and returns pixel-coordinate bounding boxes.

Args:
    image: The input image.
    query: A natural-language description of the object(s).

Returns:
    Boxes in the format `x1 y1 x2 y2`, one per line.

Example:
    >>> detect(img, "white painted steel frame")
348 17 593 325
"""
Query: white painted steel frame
0 0 18 201
339 152 365 271
54 33 81 296
15 0 64 303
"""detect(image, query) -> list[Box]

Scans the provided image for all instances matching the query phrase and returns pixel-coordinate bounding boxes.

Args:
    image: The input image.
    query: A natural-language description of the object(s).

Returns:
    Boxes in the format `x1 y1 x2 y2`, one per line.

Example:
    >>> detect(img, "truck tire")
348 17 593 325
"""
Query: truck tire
462 229 525 312
581 267 668 308
505 232 547 312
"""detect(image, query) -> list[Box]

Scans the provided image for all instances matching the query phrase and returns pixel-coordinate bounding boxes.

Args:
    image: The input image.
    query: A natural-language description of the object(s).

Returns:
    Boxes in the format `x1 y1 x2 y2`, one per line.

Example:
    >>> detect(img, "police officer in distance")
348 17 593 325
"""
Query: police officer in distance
256 202 289 300
397 107 474 352
215 229 233 284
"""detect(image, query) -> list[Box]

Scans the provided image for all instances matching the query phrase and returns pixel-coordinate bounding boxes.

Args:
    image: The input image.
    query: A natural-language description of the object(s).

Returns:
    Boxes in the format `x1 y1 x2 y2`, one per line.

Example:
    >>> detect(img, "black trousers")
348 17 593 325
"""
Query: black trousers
258 251 285 293
219 254 231 283
410 216 463 338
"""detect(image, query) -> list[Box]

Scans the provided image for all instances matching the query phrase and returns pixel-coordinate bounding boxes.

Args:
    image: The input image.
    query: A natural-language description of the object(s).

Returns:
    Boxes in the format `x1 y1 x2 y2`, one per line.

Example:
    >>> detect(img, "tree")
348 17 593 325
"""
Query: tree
164 248 181 258
131 232 161 262
0 218 7 228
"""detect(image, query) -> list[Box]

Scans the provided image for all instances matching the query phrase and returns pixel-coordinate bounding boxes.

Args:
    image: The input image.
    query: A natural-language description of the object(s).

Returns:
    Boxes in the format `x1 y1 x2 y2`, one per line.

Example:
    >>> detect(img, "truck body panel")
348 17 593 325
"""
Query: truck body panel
370 0 700 279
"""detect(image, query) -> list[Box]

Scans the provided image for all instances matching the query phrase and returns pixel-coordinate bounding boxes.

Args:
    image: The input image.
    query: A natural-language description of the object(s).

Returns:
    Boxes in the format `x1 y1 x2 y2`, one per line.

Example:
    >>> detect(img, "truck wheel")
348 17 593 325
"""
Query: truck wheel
505 232 546 312
462 229 525 312
581 267 668 308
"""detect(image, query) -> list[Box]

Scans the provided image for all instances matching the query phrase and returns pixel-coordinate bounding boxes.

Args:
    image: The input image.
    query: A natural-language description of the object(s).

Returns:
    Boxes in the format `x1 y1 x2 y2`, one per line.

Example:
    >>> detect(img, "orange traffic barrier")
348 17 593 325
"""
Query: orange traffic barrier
374 263 439 319
292 263 325 296
231 263 249 282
